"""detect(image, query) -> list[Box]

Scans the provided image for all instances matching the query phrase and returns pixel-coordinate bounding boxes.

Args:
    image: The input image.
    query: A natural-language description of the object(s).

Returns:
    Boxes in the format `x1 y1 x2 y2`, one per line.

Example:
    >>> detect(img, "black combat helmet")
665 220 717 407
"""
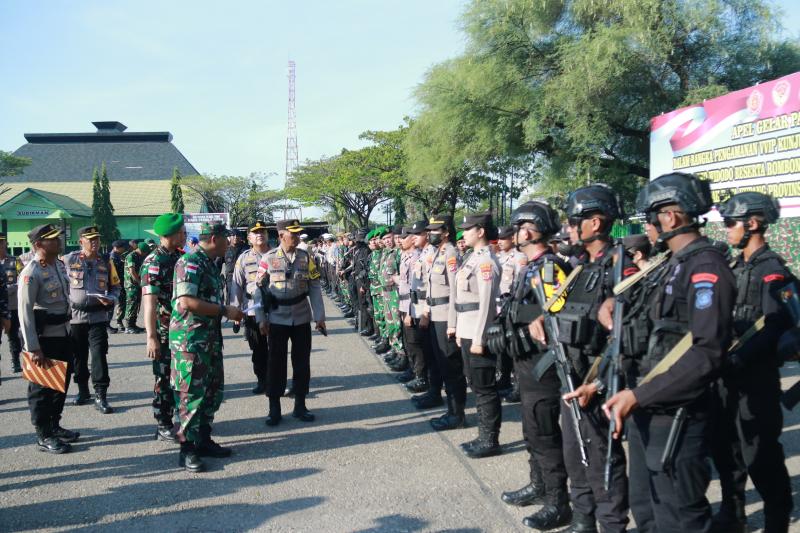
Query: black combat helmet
718 191 780 224
636 172 712 252
635 172 712 218
511 201 561 237
565 184 624 221
718 191 780 249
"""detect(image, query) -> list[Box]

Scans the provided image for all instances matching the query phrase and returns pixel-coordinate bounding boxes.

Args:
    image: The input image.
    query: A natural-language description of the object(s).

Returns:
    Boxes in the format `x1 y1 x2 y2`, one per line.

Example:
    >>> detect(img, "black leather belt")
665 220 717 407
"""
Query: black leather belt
413 290 427 299
454 302 480 312
399 294 410 301
426 296 449 306
273 293 309 306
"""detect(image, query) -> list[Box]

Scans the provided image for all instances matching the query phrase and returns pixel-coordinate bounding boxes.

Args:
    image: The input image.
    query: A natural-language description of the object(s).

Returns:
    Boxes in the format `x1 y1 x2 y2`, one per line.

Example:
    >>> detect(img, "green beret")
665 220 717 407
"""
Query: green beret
137 242 150 253
456 230 464 241
377 226 388 237
153 213 184 237
366 229 375 240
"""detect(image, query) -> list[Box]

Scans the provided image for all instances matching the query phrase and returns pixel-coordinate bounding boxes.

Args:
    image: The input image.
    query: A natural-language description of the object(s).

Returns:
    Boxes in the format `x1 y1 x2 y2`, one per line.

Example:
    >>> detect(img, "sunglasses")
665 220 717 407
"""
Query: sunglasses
723 218 740 228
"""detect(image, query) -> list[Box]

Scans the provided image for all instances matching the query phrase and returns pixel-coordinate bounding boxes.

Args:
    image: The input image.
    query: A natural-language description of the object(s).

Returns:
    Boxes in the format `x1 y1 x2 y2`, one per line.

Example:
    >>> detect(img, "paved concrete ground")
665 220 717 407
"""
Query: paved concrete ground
0 297 799 532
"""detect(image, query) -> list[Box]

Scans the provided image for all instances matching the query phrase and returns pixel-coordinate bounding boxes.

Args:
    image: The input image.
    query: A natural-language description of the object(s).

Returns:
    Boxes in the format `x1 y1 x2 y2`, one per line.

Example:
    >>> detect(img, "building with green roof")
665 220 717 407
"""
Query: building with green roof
0 121 205 252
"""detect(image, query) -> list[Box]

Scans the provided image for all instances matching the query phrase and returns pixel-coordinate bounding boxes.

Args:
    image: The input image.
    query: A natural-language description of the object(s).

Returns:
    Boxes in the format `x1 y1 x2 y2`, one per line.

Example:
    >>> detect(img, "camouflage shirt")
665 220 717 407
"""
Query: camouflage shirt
169 246 224 355
124 251 144 289
141 245 182 344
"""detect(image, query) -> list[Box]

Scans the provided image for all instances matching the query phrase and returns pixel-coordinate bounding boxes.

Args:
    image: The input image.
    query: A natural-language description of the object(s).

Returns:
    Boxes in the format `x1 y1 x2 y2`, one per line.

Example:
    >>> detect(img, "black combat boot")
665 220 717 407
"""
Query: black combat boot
196 425 232 457
359 328 373 337
396 369 415 383
156 424 179 443
711 496 747 533
179 442 205 472
94 390 114 414
292 395 315 422
405 377 428 393
388 356 409 372
11 352 22 373
72 383 92 406
430 396 466 431
51 422 80 443
367 333 380 342
251 379 266 395
373 340 391 355
266 397 282 426
412 391 444 409
523 489 572 530
464 409 501 459
567 511 598 533
502 464 545 506
36 425 71 454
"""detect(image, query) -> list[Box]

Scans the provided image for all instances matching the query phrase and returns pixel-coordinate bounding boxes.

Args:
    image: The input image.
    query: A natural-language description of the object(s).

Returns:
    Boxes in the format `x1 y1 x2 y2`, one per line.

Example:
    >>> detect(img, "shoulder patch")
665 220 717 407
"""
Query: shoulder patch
695 288 713 309
480 262 493 281
764 273 785 283
185 263 198 274
148 265 160 275
447 257 457 272
691 273 718 284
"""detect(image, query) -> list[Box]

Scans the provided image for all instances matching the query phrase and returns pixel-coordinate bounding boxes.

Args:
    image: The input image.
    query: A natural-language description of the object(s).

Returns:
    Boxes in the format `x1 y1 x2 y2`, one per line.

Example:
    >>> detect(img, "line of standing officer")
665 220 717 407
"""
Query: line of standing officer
64 225 121 414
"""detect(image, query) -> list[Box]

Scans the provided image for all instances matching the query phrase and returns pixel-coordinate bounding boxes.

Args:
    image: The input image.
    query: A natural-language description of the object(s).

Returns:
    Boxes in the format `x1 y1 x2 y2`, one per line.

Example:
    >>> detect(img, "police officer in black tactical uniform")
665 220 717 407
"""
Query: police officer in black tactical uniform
223 230 247 306
352 229 374 337
492 201 573 530
709 192 793 533
602 173 736 533
531 184 633 533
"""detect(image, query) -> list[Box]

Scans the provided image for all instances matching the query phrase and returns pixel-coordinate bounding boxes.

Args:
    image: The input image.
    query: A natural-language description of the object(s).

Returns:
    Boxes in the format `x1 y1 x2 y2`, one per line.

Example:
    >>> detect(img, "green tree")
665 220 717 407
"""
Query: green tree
286 126 409 227
0 150 31 198
408 0 800 210
91 163 120 246
183 172 280 227
170 167 185 213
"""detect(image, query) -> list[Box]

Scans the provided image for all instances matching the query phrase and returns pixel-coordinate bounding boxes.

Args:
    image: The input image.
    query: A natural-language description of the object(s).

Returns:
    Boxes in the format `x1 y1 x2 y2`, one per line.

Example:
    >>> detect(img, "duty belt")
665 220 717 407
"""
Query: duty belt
272 292 310 307
454 302 480 312
72 303 107 313
413 290 427 299
398 294 410 301
426 296 449 307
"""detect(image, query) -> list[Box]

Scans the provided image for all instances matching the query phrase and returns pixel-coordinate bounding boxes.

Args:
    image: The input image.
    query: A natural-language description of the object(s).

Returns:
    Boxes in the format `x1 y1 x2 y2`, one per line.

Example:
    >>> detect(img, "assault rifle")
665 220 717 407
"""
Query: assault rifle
531 262 589 467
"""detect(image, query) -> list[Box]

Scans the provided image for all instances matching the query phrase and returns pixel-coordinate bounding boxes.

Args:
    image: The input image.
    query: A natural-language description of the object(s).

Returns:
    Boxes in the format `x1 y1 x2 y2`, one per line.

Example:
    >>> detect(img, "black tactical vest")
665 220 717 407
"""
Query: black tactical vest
639 241 726 376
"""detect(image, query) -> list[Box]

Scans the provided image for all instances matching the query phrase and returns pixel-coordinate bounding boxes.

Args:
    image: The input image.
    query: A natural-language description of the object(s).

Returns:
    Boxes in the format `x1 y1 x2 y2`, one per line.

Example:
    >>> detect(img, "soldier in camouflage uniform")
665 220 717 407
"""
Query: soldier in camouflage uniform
380 226 405 367
0 233 23 373
123 242 148 333
369 228 389 354
141 213 186 443
170 221 243 472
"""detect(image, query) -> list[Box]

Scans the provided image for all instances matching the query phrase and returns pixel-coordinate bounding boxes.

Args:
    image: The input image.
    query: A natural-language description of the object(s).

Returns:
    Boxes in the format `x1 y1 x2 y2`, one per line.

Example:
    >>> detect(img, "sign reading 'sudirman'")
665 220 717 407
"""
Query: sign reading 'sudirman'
651 71 800 218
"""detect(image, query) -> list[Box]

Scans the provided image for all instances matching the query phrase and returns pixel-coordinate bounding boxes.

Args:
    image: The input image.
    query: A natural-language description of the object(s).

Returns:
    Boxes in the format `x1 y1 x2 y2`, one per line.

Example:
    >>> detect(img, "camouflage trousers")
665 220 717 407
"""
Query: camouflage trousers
124 285 141 327
371 291 385 338
382 289 403 352
152 340 174 427
339 278 352 306
171 346 224 445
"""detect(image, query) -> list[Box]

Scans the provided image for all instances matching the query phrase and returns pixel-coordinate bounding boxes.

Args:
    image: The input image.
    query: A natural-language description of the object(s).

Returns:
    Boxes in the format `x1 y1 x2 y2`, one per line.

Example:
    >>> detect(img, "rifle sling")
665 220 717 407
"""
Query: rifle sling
612 254 668 296
639 315 765 385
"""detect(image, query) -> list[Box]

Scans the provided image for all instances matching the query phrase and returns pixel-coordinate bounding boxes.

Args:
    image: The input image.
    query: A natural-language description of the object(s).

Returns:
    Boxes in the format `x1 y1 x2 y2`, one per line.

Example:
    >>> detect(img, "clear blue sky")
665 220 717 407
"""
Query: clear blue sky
0 0 466 189
1 0 799 193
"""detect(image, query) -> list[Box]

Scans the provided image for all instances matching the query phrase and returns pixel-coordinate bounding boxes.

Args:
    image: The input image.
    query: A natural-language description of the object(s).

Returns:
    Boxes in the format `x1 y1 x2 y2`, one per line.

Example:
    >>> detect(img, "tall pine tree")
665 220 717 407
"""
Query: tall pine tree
91 162 120 247
170 167 185 213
